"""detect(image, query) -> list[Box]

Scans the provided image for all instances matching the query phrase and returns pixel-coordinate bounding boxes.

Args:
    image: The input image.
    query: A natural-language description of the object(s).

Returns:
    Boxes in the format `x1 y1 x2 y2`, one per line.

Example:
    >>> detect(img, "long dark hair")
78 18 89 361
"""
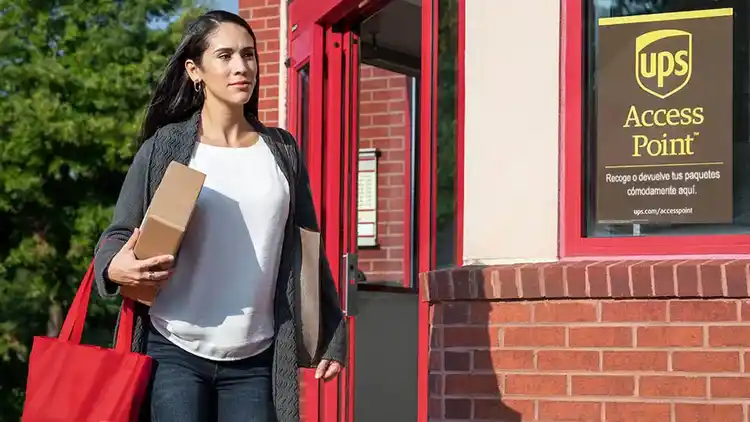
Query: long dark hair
138 10 261 143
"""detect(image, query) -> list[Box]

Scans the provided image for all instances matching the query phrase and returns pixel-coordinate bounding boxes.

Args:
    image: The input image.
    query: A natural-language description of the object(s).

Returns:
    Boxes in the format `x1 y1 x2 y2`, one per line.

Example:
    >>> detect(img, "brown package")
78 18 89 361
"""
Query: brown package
120 161 206 306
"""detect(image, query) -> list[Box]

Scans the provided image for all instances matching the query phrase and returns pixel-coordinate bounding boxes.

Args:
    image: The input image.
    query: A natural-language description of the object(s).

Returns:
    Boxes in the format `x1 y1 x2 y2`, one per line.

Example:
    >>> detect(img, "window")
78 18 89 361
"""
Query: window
562 0 750 256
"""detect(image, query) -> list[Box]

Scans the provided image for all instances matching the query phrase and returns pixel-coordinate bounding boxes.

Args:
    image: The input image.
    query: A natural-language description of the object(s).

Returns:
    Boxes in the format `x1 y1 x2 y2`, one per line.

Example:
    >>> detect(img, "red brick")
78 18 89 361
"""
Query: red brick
429 351 441 371
604 402 670 422
444 374 501 395
726 263 750 297
639 375 706 398
537 350 599 371
653 260 680 296
603 351 668 371
430 326 442 348
672 351 740 372
503 326 565 347
372 89 403 101
443 326 500 348
565 262 590 298
264 37 280 50
475 399 533 420
250 5 278 18
675 261 701 296
519 265 542 298
444 398 470 419
571 375 635 396
637 326 703 347
533 301 597 322
360 77 389 90
372 113 403 126
569 326 633 347
674 403 744 422
587 263 609 297
708 326 750 347
475 302 531 324
504 374 567 396
258 98 277 110
710 377 750 398
371 260 401 273
608 261 632 297
359 102 389 114
601 300 667 322
441 302 470 324
444 351 470 371
473 350 534 371
669 300 738 322
496 266 520 298
539 401 601 422
699 261 726 297
631 262 654 297
359 126 389 139
542 264 564 298
427 399 442 419
429 374 442 395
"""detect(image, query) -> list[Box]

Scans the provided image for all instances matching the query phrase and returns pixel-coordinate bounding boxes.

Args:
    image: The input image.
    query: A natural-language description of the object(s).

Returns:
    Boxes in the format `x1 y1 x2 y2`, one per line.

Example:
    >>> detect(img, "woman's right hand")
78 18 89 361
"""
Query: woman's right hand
106 228 175 287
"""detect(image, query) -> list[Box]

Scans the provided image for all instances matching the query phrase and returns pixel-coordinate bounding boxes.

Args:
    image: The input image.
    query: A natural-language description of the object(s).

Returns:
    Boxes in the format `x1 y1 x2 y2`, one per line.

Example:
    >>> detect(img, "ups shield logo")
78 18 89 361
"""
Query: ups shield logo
635 29 692 99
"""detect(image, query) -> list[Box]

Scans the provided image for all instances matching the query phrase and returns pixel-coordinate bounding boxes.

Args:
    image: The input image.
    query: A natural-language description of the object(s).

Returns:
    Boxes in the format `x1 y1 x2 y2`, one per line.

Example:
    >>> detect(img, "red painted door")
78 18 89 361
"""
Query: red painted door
287 1 438 421
287 23 325 422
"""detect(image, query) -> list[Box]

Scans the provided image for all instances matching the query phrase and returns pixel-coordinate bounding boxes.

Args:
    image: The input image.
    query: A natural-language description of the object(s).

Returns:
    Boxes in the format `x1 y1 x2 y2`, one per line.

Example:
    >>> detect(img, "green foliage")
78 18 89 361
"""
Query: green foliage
0 0 203 418
436 0 457 233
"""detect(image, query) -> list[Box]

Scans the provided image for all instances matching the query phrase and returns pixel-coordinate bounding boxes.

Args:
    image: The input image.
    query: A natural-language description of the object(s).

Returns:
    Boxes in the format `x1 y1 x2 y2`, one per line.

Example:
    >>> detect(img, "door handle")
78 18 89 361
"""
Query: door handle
341 253 359 316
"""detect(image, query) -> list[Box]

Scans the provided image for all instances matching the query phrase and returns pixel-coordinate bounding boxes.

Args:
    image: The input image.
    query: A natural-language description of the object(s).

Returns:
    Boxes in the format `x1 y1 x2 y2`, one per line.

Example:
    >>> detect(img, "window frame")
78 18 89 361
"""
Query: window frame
559 0 750 257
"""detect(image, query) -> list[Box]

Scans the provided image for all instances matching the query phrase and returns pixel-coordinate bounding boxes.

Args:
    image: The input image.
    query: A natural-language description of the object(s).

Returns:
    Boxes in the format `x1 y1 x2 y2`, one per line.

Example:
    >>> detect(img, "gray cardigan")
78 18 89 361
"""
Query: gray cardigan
93 111 347 422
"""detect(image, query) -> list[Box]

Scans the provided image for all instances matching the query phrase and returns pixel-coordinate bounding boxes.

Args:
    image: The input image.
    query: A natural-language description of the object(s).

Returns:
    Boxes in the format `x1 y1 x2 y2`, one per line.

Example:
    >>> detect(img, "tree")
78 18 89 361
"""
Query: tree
0 0 203 418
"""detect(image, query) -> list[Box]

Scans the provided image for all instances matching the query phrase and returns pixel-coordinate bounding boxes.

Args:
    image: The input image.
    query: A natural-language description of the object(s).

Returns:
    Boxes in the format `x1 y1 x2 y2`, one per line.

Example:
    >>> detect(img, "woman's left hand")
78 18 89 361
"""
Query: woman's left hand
314 359 342 380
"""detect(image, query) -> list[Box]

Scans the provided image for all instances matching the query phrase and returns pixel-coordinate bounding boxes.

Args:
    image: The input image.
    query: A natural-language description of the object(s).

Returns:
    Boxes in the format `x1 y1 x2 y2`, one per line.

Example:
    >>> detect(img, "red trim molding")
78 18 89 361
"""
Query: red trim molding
558 0 750 257
417 0 440 420
421 260 750 303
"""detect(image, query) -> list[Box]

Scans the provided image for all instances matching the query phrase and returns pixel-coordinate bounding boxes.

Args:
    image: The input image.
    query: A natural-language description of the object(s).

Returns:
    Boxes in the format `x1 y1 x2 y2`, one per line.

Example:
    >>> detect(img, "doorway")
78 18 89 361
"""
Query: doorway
286 0 434 420
349 2 422 421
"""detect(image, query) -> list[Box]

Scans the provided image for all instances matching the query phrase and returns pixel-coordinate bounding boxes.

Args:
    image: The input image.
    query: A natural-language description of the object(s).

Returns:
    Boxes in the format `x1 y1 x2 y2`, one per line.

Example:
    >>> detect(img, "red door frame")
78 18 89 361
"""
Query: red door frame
287 1 440 421
416 0 438 419
339 31 360 422
287 20 327 422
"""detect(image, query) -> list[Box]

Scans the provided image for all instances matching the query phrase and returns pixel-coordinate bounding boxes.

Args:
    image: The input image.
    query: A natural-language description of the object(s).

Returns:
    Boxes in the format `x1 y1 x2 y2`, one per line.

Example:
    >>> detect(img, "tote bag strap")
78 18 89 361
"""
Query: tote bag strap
58 260 135 353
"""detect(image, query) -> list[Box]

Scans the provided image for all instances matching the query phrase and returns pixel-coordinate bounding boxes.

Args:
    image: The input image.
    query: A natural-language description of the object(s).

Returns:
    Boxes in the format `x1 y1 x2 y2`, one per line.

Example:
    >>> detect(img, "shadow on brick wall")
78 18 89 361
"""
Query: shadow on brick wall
431 266 524 421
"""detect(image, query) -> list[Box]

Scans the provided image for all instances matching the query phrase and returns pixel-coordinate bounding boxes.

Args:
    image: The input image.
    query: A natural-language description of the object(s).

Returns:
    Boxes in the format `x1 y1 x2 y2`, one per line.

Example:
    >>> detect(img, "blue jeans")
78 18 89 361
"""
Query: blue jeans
146 323 274 422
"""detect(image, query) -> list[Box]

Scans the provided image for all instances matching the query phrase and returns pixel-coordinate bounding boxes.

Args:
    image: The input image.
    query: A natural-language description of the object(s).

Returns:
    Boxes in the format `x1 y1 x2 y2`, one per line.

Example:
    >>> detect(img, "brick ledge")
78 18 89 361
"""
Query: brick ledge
419 260 750 302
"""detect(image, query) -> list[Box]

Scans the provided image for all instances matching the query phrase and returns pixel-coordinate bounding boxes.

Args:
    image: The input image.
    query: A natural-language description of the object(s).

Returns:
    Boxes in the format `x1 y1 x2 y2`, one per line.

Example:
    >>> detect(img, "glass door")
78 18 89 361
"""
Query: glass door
287 0 437 421
328 0 425 419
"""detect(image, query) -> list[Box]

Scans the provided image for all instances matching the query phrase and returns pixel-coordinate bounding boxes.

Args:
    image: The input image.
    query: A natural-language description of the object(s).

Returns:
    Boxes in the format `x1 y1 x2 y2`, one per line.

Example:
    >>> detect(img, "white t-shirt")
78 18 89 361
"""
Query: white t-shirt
150 137 290 361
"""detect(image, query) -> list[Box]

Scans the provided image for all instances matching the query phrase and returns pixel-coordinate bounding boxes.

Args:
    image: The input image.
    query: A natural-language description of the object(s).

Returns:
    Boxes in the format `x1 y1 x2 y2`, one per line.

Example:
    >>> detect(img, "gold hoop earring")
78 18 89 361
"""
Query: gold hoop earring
193 80 202 93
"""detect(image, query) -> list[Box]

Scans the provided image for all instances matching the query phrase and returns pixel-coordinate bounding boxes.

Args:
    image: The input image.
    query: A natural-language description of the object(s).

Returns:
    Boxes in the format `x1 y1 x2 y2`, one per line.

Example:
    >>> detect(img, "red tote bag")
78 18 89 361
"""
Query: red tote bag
22 261 153 422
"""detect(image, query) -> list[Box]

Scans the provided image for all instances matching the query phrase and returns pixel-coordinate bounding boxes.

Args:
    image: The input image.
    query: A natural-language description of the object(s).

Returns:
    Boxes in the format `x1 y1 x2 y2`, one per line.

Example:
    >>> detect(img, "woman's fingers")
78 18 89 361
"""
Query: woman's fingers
323 361 342 380
315 359 343 380
138 254 174 271
139 268 172 282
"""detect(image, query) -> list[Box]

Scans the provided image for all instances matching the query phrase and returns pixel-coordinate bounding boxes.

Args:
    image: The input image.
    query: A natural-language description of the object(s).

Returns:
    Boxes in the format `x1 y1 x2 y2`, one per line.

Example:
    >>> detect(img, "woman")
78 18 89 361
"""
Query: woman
93 10 346 422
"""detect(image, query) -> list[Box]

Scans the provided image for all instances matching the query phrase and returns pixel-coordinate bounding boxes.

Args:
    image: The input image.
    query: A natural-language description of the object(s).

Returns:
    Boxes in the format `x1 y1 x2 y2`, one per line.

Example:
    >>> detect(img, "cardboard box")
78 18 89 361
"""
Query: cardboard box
120 161 206 306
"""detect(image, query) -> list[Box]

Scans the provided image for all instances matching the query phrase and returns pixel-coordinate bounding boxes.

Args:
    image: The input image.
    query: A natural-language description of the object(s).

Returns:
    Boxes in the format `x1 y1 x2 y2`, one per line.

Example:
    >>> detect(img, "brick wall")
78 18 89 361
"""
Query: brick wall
358 65 411 284
423 261 750 422
239 0 281 127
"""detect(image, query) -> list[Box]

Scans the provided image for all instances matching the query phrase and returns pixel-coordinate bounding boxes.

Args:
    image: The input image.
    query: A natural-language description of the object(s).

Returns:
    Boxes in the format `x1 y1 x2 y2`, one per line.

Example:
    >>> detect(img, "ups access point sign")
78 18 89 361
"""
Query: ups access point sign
594 8 734 225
